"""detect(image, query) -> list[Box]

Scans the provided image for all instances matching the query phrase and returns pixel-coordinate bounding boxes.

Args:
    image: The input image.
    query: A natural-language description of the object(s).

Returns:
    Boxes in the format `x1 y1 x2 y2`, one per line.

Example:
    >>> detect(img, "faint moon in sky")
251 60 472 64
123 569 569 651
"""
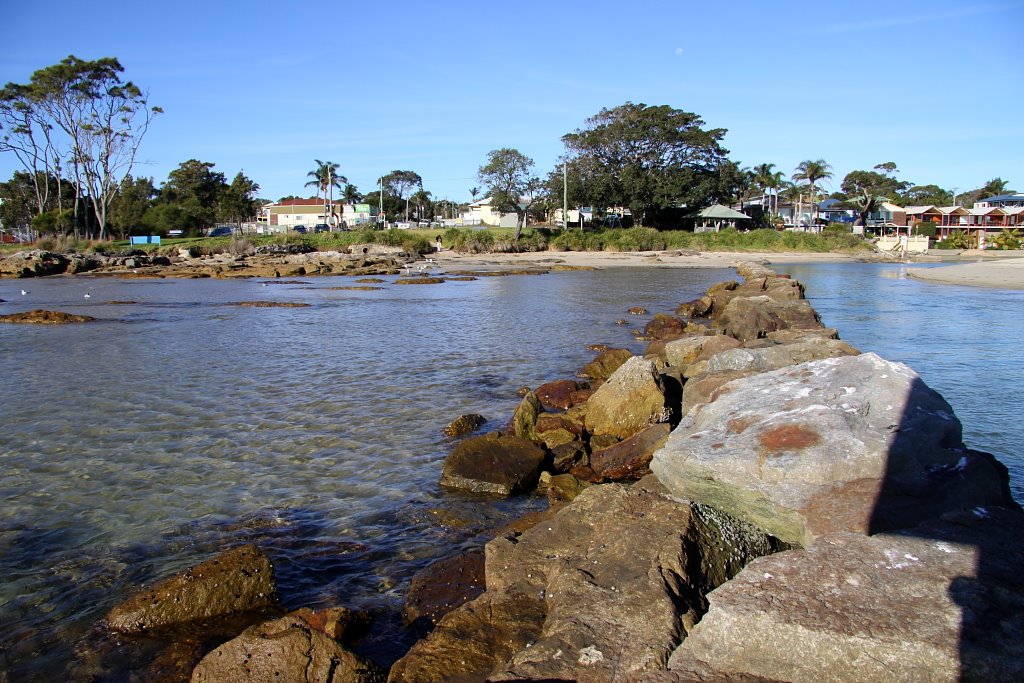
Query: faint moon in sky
675 47 684 56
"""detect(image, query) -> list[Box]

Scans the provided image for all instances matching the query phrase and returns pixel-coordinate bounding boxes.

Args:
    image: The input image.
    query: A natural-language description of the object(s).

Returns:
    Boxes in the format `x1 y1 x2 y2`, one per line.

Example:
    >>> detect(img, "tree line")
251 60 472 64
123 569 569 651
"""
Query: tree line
1 57 1014 241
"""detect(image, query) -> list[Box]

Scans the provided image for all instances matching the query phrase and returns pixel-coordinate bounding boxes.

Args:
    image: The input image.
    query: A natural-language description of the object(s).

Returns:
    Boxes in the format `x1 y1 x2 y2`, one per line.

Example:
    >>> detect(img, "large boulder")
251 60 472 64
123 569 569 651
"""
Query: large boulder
700 338 859 375
387 589 546 683
663 334 742 369
670 507 1024 683
651 353 1017 547
579 348 633 381
715 295 823 341
680 369 755 415
191 613 385 683
107 545 276 634
439 432 547 496
534 379 584 411
585 356 672 439
507 391 542 441
391 479 780 683
0 249 70 277
643 313 686 341
590 422 672 481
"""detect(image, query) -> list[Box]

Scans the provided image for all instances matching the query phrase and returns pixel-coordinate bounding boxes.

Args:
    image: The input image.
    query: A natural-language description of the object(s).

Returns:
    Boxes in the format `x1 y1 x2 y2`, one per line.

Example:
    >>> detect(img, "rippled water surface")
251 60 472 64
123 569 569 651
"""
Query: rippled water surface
0 267 729 678
1 262 1020 678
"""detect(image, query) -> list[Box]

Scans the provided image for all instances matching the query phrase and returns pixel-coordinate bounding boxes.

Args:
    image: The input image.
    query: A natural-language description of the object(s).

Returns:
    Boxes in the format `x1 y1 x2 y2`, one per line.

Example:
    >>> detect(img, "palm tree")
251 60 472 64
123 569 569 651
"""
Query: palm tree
469 186 480 202
979 177 1011 199
305 160 347 226
767 171 785 217
410 189 433 222
753 163 775 214
342 183 361 204
780 181 810 227
792 159 833 228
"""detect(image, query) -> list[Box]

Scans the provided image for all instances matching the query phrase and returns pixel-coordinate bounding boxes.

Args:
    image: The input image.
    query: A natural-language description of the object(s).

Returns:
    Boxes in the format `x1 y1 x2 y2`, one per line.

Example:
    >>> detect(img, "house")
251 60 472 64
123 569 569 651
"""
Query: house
903 205 943 224
464 197 522 228
974 193 1024 209
867 202 907 228
819 198 856 224
342 203 378 227
262 198 337 230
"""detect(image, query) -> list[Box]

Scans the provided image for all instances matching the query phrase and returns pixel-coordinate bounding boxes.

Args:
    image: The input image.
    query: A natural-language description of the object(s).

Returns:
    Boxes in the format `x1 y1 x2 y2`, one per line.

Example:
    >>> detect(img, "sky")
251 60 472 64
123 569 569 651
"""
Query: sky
2 0 1022 204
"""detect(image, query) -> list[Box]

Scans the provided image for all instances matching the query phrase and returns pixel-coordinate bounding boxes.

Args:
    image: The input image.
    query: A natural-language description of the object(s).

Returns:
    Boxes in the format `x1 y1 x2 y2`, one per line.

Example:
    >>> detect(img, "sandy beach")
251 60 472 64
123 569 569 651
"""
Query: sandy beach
431 249 859 271
906 253 1024 289
432 248 1024 290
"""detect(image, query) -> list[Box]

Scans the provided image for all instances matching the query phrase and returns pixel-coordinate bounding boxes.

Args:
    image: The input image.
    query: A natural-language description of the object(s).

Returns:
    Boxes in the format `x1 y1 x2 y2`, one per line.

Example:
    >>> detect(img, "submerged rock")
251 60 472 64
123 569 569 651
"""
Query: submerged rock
0 309 96 324
106 545 276 634
403 549 485 627
442 413 487 437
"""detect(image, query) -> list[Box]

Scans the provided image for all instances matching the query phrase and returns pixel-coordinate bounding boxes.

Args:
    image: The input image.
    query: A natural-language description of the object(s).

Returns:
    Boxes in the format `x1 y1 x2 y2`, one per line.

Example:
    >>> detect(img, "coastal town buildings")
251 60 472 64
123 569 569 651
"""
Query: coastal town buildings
260 198 377 231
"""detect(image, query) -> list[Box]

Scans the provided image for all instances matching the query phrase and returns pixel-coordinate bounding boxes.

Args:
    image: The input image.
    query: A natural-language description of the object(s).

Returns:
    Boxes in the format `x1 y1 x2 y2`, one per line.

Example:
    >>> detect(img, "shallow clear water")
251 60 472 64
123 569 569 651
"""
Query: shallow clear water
0 267 728 678
0 262 1020 678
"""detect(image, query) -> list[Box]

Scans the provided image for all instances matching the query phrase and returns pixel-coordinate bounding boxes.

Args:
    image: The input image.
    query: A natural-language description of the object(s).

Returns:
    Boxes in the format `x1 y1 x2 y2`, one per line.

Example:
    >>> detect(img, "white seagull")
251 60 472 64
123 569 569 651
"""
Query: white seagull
84 293 91 299
20 289 28 296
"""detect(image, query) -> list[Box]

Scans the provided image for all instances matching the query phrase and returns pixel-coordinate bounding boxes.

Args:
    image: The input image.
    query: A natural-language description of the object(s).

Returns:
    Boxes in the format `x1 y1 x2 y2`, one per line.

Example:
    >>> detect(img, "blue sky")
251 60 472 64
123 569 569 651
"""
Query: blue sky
3 0 1022 203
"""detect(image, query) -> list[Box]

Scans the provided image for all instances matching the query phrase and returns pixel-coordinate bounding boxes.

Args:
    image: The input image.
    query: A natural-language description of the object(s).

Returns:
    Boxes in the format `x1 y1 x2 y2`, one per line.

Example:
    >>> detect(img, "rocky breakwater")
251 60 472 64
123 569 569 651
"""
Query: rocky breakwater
391 262 1022 682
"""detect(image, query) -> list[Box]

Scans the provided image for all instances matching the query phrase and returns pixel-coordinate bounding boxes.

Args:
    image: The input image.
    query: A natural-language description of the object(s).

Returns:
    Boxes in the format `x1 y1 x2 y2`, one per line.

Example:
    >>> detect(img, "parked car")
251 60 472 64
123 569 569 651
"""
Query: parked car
313 224 330 233
292 225 307 234
208 226 233 237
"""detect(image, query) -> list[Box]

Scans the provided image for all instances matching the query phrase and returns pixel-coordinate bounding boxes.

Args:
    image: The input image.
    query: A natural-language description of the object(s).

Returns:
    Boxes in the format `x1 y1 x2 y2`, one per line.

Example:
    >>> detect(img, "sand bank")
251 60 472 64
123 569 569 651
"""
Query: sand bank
431 249 861 271
907 254 1024 290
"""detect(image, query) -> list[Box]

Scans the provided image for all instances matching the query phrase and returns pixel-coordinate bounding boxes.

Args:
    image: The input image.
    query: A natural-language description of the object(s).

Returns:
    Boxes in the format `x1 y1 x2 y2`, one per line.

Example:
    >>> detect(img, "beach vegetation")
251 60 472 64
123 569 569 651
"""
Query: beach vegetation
990 228 1022 251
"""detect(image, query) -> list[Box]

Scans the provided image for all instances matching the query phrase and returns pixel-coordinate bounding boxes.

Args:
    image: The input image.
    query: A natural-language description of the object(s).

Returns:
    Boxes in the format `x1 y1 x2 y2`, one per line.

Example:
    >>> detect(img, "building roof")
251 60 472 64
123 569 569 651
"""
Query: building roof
268 198 324 207
979 193 1024 203
939 206 969 215
880 202 904 212
694 204 751 220
968 206 1007 215
903 205 941 214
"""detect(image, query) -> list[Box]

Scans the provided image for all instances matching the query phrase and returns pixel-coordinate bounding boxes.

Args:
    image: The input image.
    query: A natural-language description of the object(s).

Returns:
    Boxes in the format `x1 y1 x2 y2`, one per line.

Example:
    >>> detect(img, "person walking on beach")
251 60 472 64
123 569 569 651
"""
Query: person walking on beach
436 235 443 252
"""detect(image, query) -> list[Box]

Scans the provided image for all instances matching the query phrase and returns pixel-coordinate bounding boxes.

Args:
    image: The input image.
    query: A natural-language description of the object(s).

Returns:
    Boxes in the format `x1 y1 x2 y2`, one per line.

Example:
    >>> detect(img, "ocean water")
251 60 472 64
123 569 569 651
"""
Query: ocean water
0 261 1020 678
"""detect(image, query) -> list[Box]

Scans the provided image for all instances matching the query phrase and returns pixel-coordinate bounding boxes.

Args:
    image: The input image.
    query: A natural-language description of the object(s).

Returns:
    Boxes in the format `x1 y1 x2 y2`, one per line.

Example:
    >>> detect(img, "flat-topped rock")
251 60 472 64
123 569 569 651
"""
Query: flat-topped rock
652 353 1017 547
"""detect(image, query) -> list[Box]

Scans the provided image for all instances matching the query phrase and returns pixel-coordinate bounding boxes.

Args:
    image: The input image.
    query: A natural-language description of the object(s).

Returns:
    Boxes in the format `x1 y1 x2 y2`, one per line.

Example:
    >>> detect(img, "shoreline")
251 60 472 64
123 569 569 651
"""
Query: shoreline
4 244 1023 290
432 248 862 271
905 253 1024 289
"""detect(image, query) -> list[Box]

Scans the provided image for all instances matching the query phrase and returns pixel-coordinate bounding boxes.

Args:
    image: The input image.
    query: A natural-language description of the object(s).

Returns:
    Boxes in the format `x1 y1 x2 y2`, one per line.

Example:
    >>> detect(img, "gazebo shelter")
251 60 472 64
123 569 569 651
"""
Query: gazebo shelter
692 204 752 232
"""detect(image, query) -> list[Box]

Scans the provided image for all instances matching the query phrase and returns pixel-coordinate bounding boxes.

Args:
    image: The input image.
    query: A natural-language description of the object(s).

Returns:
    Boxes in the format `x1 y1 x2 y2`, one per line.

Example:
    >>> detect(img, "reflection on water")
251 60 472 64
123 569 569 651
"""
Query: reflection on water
0 262 1020 677
0 267 728 677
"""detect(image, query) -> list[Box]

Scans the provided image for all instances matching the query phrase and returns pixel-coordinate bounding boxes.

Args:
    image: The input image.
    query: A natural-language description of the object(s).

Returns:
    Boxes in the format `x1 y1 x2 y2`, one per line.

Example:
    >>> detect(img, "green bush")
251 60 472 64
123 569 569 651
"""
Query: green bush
911 222 937 238
824 222 851 234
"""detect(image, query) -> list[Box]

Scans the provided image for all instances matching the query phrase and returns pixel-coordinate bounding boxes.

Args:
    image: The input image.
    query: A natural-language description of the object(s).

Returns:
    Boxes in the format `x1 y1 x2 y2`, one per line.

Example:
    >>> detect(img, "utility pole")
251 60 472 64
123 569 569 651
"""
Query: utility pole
563 163 568 230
